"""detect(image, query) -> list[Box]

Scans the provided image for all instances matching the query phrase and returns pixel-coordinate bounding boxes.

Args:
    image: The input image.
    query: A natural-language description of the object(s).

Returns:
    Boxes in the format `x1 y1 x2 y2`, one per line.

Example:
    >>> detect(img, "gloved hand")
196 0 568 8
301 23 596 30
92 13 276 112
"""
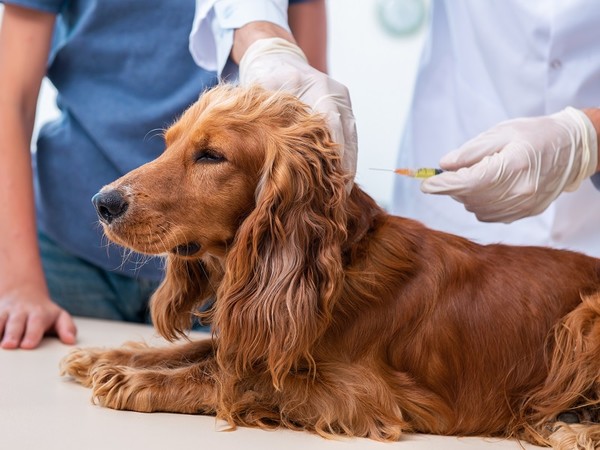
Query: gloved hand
238 37 357 178
421 107 598 223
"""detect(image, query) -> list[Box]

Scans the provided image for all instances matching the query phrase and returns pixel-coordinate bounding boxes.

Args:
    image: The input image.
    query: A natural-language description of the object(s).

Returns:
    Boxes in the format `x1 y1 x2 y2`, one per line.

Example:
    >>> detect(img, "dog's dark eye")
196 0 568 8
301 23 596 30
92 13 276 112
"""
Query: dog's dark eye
194 149 225 164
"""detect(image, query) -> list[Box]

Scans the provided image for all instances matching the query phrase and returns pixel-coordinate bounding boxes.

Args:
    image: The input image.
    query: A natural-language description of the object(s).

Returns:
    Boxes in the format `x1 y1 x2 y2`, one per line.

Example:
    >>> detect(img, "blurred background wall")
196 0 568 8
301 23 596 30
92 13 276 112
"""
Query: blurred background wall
0 0 428 208
327 0 428 207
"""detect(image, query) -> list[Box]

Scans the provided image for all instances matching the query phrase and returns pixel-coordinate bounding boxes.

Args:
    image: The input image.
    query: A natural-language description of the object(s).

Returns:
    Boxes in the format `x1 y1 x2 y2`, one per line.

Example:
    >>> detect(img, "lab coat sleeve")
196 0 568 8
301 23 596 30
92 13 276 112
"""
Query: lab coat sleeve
189 0 290 77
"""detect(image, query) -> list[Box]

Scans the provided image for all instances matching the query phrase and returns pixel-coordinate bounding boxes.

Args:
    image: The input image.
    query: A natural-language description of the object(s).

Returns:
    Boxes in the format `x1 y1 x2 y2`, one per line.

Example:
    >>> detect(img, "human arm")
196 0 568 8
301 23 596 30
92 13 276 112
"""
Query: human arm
190 0 357 177
229 0 328 73
0 4 77 349
420 107 600 223
288 0 327 73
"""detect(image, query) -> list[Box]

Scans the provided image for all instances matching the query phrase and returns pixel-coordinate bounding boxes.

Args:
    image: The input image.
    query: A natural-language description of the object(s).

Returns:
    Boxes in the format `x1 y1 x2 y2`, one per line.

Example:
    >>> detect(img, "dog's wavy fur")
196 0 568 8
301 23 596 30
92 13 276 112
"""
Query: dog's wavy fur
62 85 600 448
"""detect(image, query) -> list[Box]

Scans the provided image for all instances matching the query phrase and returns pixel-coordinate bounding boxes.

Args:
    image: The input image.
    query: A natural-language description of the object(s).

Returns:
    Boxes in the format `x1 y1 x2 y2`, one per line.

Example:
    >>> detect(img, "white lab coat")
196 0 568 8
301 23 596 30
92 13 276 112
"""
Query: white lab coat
393 0 600 256
190 0 290 76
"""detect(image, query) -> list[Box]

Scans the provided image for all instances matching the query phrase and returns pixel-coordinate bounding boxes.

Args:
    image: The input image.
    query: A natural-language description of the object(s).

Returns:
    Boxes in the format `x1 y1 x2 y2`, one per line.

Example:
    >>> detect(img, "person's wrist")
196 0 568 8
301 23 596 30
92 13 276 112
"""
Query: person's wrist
0 254 50 298
582 108 600 173
0 276 50 299
231 21 295 64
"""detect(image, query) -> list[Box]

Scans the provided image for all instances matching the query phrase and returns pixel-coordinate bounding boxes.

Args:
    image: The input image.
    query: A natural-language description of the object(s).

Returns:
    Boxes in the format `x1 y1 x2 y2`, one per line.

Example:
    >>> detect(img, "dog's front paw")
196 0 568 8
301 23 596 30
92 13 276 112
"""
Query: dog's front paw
60 347 106 387
90 364 154 412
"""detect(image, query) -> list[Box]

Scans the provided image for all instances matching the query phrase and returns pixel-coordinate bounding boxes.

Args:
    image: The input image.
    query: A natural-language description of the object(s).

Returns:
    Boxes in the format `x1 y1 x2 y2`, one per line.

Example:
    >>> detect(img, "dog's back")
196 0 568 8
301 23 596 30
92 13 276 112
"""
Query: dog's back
322 186 600 440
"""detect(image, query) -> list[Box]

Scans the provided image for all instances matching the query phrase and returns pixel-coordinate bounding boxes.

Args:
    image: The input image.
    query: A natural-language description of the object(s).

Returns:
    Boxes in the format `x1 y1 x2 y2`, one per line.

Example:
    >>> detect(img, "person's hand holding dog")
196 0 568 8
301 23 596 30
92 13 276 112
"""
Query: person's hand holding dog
237 34 357 177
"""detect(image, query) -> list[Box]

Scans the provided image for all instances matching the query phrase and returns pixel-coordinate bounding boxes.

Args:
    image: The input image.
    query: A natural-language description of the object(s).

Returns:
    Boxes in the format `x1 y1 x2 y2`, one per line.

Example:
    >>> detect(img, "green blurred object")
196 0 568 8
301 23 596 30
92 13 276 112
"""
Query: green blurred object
376 0 427 37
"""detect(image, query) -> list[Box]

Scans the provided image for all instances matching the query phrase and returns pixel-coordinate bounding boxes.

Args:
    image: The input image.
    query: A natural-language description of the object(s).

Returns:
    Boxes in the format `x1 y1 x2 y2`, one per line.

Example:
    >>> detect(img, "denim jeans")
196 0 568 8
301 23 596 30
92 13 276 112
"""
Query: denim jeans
39 232 161 323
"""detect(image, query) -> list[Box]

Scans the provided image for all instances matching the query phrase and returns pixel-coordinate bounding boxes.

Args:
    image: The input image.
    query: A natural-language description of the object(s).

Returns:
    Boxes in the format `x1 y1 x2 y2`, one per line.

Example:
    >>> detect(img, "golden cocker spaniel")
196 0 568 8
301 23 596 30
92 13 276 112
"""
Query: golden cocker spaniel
62 85 600 449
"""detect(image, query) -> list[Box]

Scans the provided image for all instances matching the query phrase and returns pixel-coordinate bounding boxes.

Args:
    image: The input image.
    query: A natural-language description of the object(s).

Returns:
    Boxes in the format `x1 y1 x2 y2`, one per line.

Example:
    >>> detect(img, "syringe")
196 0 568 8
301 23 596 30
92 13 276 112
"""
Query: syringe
370 168 443 178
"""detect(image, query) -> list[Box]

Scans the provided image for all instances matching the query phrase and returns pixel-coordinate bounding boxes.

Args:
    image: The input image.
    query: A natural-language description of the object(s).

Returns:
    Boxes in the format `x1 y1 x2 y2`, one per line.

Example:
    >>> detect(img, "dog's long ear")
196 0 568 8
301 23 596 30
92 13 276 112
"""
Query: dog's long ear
150 256 215 341
217 109 348 388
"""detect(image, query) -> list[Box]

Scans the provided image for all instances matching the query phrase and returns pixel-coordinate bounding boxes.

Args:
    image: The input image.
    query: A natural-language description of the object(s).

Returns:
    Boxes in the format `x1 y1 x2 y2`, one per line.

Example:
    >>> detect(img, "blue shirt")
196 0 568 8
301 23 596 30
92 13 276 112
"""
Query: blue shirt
5 0 305 281
4 0 217 281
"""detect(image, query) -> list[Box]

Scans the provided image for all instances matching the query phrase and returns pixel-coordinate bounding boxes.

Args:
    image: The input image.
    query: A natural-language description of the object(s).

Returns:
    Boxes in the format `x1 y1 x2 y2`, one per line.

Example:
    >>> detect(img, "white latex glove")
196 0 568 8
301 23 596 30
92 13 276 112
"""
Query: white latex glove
421 107 598 223
239 37 357 178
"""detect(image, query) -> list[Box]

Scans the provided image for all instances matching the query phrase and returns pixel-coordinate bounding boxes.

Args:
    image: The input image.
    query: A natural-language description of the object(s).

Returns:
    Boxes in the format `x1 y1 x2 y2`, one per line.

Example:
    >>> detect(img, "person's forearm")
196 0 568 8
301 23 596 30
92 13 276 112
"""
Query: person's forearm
582 108 600 173
231 21 295 65
288 0 327 73
0 85 47 292
0 110 48 292
0 5 56 294
231 0 328 73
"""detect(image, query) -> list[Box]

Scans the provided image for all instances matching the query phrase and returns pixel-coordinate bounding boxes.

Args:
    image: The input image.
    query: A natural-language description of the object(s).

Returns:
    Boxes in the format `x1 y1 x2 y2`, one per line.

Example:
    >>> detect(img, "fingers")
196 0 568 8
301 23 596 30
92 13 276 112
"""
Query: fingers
19 313 47 349
310 81 358 177
340 111 358 177
421 165 488 196
420 153 536 224
0 304 76 350
55 310 77 345
0 312 27 349
439 132 506 171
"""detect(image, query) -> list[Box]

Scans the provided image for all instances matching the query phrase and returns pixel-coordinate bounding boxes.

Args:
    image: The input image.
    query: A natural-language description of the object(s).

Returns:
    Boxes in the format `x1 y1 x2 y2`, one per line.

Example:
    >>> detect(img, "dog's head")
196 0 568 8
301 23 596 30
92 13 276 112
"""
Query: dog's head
94 86 272 259
93 85 349 376
94 85 348 257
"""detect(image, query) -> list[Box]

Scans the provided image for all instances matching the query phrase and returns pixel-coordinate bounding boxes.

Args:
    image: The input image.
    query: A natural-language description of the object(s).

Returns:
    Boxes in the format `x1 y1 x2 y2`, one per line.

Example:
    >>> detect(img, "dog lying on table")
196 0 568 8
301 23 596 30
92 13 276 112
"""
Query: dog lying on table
61 85 600 450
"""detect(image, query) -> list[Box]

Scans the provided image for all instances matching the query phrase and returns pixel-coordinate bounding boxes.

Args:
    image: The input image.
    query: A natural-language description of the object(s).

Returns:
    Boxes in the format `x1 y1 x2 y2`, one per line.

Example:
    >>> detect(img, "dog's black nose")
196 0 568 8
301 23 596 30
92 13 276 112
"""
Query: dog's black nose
92 190 129 224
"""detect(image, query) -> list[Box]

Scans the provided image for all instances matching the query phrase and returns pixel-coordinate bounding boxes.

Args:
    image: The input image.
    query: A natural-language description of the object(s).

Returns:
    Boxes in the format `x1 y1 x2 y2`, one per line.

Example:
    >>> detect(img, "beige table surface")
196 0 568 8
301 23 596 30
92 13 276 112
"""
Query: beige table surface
0 317 543 450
